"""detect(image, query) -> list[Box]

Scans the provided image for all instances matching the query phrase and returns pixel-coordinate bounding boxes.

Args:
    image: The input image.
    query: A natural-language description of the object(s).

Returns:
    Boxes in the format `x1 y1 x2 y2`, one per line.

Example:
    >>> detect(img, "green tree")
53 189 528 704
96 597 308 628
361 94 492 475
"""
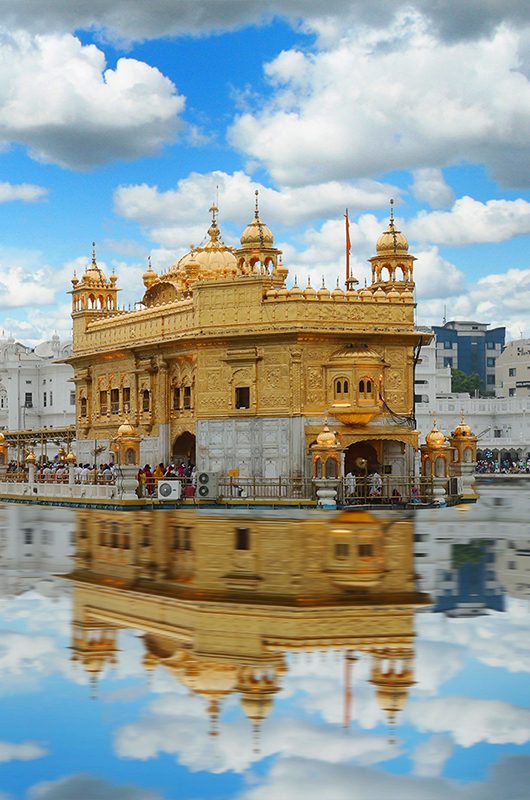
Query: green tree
451 369 484 396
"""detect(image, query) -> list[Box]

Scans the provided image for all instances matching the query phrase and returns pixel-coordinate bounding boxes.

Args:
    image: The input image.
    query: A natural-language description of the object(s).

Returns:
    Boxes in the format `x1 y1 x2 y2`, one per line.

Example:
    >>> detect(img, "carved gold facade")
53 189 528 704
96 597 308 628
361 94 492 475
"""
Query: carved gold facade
68 508 430 737
67 198 430 476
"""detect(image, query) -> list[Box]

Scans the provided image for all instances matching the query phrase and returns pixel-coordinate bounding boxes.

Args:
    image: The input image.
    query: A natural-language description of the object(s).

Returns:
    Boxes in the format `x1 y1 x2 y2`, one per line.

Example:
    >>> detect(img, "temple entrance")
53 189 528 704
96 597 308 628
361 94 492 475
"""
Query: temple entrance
172 432 196 466
344 441 379 476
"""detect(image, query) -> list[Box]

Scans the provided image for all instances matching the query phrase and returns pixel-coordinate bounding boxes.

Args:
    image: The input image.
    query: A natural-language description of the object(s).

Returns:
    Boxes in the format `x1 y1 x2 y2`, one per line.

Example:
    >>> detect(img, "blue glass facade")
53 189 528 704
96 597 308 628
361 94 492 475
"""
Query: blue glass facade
433 321 505 390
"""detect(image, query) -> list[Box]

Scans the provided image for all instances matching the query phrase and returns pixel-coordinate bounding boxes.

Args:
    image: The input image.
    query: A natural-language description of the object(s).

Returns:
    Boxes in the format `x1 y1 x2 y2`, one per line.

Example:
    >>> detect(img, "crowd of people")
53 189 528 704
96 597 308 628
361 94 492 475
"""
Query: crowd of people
137 461 197 497
475 458 530 474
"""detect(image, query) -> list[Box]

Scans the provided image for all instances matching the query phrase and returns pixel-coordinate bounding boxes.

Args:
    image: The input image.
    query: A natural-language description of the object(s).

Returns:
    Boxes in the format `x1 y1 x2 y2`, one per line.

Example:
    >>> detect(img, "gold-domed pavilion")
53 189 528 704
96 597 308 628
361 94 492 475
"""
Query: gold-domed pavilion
67 197 430 478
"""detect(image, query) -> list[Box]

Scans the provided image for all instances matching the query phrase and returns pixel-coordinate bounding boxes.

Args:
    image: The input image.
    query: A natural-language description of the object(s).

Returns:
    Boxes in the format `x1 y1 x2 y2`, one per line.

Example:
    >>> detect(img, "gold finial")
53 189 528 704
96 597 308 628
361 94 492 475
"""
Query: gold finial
294 275 298 286
321 275 325 288
336 277 340 288
254 189 260 219
209 204 219 224
92 241 97 266
148 255 152 270
389 198 394 226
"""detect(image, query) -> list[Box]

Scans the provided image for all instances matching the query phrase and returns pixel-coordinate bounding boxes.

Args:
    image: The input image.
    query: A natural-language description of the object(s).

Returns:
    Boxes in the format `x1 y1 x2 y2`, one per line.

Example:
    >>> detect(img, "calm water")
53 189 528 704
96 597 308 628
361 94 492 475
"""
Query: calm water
1 486 529 800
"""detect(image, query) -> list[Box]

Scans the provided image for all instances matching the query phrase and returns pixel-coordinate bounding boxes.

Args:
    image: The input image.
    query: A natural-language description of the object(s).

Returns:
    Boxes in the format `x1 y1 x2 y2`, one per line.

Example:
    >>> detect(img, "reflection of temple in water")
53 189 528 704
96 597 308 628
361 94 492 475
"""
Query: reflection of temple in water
67 509 429 740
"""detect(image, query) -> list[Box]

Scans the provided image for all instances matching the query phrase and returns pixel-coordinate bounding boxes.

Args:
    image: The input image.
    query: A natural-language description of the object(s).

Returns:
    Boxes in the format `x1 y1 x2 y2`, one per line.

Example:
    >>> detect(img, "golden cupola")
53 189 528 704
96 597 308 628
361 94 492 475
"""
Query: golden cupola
236 190 287 286
369 199 416 290
70 242 119 314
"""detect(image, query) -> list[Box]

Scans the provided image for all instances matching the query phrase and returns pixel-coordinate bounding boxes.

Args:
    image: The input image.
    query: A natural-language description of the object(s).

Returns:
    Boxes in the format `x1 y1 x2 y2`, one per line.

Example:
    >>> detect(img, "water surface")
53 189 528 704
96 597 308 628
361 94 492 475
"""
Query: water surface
0 486 529 800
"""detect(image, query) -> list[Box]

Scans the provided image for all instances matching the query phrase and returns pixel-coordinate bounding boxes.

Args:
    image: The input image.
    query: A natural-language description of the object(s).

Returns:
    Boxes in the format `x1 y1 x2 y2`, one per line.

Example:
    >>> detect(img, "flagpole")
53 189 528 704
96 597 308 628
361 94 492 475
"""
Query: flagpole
345 208 350 290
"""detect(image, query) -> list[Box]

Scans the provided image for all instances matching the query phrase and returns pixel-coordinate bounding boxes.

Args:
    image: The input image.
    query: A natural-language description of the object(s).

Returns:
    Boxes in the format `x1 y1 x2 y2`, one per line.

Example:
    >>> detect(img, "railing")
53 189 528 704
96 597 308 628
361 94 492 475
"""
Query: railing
340 476 462 505
219 477 314 500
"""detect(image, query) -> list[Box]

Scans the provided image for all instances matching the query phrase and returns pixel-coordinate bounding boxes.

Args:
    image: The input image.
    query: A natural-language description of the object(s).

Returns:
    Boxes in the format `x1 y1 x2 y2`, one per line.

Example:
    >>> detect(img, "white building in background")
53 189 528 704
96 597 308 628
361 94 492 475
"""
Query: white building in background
415 331 530 464
496 338 530 399
0 335 75 431
0 505 74 598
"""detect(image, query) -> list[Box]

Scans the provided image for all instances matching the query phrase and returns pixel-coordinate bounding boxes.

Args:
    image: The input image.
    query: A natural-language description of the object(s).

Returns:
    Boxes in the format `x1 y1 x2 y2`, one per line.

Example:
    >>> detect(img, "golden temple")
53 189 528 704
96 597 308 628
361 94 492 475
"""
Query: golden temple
67 508 430 738
67 198 429 478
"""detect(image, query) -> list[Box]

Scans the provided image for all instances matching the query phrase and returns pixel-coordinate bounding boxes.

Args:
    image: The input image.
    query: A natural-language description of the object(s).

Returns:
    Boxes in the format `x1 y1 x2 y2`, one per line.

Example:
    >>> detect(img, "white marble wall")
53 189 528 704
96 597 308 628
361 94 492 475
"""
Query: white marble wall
197 416 305 478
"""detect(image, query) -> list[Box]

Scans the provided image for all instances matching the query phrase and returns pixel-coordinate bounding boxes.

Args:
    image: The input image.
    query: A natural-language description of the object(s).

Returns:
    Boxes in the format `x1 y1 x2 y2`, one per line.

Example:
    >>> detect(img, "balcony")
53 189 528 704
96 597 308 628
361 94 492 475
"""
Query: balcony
330 401 382 426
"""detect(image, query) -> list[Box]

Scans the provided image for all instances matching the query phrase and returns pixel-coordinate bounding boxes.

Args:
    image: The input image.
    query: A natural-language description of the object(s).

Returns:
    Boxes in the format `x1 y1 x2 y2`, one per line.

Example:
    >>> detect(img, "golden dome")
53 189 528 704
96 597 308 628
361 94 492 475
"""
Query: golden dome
332 281 344 299
425 421 447 449
143 256 157 288
376 201 408 256
83 242 107 285
169 206 238 280
240 693 274 722
317 280 330 299
25 450 36 465
303 279 316 298
0 431 5 443
240 190 274 248
117 419 137 438
315 424 338 448
453 414 473 437
289 278 303 297
66 450 77 464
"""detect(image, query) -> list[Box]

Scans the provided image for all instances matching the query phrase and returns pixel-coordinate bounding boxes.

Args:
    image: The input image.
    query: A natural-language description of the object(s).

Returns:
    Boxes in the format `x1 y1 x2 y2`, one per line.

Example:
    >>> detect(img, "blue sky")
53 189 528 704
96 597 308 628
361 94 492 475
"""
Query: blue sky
1 1 530 343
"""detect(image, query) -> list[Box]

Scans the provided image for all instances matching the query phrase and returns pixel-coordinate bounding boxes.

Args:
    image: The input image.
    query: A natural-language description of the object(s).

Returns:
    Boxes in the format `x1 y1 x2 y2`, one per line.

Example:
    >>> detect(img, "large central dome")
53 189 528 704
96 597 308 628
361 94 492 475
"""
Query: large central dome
170 205 238 278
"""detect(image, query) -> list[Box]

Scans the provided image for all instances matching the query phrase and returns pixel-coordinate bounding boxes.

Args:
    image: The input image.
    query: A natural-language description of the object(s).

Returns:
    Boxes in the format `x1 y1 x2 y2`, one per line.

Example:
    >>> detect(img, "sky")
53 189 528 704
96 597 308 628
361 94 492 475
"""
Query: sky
1 1 530 344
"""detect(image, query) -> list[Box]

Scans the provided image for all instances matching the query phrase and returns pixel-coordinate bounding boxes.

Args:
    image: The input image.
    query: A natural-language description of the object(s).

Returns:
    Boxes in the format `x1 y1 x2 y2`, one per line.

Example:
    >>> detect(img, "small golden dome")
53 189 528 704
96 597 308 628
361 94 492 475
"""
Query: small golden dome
25 450 36 465
66 450 77 464
332 282 345 299
289 278 303 297
240 694 274 722
303 279 316 298
376 200 408 255
117 420 137 438
0 431 5 443
453 414 473 437
317 279 330 299
316 424 338 448
83 242 107 285
143 257 157 289
240 190 274 248
425 421 447 449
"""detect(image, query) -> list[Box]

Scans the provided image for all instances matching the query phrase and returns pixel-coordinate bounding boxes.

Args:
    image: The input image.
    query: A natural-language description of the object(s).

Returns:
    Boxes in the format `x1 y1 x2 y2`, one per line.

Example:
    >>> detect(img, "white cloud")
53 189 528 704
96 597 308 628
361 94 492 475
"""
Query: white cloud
229 24 530 187
0 30 185 169
411 734 454 777
27 773 161 800
409 197 530 245
407 696 530 747
411 169 454 209
1 1 529 47
0 740 47 763
235 753 530 800
114 170 399 247
0 182 47 203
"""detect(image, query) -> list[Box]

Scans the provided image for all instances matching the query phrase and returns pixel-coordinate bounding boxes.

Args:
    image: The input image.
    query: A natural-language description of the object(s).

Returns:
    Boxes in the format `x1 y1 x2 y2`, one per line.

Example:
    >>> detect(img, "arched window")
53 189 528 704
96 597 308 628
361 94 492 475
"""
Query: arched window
125 448 136 465
80 397 87 417
334 377 350 399
142 389 150 412
359 377 375 402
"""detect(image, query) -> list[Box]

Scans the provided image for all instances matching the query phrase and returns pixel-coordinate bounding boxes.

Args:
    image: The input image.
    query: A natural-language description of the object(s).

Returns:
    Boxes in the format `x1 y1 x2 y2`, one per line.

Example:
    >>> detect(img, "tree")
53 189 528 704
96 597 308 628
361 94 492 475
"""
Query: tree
451 369 484 396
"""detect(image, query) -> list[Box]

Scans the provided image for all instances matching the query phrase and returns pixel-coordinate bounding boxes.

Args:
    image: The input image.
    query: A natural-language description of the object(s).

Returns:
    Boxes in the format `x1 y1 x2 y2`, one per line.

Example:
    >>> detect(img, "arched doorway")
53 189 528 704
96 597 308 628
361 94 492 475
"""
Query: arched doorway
172 432 196 466
344 441 379 476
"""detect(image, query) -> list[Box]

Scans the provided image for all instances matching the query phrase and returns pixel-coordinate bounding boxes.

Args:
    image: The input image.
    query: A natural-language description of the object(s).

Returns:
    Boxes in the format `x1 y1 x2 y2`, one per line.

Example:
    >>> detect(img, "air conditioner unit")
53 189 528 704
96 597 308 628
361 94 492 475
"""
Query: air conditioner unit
157 480 182 501
196 472 219 499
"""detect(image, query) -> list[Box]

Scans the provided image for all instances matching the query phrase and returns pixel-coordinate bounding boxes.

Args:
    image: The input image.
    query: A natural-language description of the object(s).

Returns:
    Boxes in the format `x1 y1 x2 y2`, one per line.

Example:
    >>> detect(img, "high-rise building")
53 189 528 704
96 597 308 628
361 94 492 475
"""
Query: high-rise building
432 320 505 393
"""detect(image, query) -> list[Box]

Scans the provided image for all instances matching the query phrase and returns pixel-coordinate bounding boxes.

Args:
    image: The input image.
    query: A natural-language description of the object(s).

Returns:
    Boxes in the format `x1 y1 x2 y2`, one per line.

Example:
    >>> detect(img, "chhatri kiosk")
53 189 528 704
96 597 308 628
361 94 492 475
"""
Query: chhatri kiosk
67 197 429 483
